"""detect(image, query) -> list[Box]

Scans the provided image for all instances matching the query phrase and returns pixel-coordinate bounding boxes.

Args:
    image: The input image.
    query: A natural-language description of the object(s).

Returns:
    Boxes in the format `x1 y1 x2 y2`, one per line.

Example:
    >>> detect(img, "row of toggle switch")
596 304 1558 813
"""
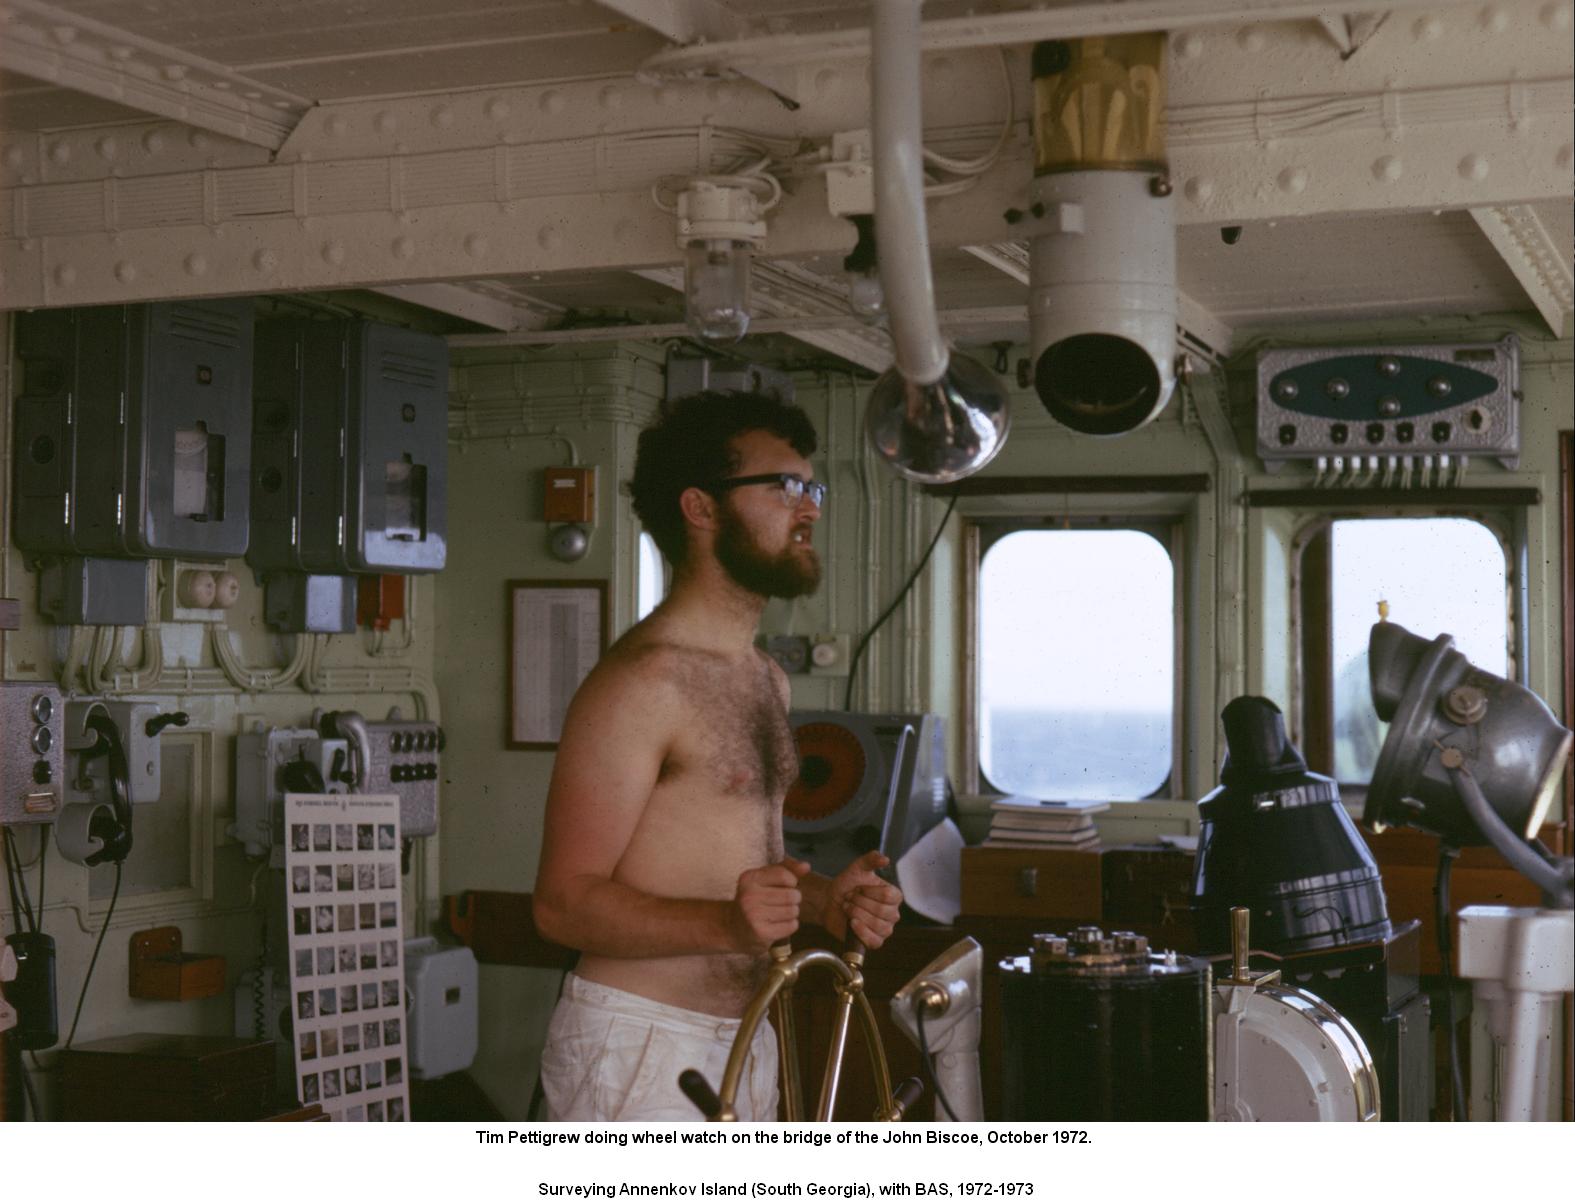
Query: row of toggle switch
1277 417 1481 448
388 729 441 753
389 762 438 783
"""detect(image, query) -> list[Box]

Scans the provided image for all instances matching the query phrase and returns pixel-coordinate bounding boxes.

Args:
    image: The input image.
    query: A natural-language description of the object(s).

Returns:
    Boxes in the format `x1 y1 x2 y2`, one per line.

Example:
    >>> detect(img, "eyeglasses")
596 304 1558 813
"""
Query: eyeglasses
711 473 827 509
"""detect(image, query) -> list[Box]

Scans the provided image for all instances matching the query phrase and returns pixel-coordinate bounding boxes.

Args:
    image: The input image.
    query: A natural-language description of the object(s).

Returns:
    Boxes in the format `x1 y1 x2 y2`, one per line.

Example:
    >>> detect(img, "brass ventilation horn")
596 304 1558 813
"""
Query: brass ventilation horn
679 936 925 1121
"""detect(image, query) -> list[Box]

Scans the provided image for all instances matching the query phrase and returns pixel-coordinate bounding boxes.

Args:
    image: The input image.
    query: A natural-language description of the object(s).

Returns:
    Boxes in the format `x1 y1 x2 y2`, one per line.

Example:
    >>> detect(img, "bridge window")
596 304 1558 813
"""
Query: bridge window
977 527 1175 799
1301 516 1509 784
636 531 666 622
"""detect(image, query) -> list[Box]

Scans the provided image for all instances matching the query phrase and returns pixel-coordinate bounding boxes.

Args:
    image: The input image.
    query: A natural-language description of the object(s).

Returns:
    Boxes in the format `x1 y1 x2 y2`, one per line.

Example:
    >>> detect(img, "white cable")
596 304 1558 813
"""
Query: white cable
921 48 1014 176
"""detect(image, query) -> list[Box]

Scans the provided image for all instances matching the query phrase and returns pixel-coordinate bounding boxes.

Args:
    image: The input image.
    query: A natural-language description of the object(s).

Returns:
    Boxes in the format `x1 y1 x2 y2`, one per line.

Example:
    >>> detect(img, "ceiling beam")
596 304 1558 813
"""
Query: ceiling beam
0 0 310 150
632 263 893 372
639 0 1480 77
1468 206 1575 338
447 306 1027 350
595 0 800 107
3 61 1567 310
366 283 557 332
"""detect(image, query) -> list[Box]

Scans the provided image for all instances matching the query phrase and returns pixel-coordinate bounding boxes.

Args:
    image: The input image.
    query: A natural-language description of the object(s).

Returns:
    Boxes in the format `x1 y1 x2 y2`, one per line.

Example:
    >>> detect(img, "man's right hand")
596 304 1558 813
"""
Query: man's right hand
729 859 811 952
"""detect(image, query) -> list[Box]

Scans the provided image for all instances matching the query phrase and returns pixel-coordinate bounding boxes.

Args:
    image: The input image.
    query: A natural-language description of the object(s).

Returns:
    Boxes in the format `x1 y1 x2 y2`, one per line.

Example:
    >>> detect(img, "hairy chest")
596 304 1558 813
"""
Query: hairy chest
663 664 799 803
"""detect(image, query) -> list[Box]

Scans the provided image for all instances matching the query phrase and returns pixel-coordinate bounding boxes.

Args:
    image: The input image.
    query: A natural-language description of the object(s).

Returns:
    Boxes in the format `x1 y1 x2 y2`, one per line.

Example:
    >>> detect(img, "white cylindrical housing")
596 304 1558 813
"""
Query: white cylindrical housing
1029 169 1177 435
871 0 947 386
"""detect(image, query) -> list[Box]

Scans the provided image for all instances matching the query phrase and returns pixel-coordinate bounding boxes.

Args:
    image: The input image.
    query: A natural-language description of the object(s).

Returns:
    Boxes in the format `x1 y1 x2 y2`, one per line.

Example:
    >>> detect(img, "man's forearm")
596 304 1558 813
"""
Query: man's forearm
536 875 739 958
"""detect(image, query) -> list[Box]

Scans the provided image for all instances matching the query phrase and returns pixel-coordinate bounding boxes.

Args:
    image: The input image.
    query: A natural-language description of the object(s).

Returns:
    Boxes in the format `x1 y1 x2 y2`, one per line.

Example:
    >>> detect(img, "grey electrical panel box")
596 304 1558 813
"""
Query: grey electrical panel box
1 683 65 826
363 719 442 840
1256 336 1521 471
13 300 255 560
38 557 151 626
248 317 448 577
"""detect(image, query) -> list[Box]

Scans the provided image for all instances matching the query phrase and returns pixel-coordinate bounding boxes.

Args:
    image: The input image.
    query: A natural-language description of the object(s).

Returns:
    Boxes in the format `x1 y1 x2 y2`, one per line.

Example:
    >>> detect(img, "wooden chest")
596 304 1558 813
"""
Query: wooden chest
959 846 1103 922
60 1033 276 1121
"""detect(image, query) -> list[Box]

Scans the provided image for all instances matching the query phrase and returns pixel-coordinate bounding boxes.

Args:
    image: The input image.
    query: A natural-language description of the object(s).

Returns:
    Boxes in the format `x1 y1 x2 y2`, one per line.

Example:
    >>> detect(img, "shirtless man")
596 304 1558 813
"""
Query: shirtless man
533 389 903 1121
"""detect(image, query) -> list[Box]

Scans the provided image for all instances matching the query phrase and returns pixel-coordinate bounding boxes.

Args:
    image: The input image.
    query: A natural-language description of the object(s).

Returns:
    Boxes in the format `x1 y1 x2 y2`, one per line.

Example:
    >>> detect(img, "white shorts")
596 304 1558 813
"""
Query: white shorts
540 974 778 1122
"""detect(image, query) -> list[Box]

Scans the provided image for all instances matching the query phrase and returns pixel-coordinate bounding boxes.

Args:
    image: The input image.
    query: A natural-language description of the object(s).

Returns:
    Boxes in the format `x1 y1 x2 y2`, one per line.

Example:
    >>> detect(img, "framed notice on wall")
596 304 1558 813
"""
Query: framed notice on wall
507 579 608 749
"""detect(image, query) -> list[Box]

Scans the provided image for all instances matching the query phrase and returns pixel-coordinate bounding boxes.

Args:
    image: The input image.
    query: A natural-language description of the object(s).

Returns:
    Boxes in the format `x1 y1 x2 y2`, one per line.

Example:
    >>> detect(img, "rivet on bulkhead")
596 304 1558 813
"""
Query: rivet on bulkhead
185 253 208 276
96 136 118 160
1 146 23 168
1372 155 1403 182
142 130 164 154
538 226 561 250
485 97 511 120
109 45 135 61
1542 3 1573 31
539 90 565 115
431 104 454 129
1481 6 1510 33
322 240 346 265
1237 26 1266 52
1414 15 1444 40
51 25 77 44
48 141 70 165
115 261 136 283
54 264 77 286
163 64 187 81
1458 153 1490 181
374 111 397 134
1174 33 1205 59
326 114 347 136
253 249 278 272
189 130 209 151
464 234 488 258
1183 177 1213 204
393 237 416 259
1277 166 1308 194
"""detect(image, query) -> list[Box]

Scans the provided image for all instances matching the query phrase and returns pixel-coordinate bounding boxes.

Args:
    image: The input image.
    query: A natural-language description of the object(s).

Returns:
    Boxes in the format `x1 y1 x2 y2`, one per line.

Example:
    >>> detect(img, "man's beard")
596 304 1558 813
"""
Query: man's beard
715 505 821 599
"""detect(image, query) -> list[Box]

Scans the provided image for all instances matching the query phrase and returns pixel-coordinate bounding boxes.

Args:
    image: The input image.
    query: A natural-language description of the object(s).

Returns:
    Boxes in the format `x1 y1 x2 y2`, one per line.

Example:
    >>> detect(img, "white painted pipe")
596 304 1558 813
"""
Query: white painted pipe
871 0 948 387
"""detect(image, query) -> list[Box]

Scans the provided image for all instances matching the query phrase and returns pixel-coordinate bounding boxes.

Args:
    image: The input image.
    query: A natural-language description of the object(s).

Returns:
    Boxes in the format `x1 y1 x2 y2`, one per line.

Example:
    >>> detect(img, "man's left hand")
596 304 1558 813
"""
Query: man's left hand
822 851 903 949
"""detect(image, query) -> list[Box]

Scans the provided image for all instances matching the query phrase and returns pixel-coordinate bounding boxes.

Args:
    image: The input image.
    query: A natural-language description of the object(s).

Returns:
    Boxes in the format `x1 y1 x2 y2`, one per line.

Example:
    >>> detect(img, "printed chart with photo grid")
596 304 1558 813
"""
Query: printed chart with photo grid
284 793 410 1122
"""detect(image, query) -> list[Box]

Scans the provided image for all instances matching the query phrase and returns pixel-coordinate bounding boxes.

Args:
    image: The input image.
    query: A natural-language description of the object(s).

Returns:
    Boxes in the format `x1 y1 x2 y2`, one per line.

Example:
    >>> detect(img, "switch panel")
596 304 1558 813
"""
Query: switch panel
346 322 449 574
13 300 255 560
1256 337 1520 470
249 318 448 577
363 719 442 840
1 683 65 826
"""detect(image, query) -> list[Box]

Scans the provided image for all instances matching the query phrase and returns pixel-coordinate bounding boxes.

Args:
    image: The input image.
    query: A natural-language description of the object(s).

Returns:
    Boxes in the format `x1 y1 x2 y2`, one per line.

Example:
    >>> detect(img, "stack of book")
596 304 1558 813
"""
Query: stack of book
983 796 1108 850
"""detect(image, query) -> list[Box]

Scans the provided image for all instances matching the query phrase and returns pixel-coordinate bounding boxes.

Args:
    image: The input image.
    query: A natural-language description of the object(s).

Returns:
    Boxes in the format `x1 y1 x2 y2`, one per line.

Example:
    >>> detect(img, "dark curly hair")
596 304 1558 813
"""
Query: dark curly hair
630 389 817 566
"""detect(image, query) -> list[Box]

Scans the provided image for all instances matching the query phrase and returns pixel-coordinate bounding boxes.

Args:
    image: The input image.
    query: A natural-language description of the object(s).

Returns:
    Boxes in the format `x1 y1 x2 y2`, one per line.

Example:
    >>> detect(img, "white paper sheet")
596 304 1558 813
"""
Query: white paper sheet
284 792 411 1122
895 818 964 924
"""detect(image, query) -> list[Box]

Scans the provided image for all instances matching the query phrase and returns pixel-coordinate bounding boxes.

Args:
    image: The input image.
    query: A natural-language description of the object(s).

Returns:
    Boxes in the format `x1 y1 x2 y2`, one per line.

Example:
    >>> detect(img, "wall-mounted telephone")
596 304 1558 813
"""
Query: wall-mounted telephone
55 700 188 865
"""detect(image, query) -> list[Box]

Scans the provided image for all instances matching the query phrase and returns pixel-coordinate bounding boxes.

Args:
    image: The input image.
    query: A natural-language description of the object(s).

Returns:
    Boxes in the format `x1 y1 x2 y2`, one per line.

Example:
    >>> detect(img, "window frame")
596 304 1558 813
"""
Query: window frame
962 514 1186 801
1291 509 1519 791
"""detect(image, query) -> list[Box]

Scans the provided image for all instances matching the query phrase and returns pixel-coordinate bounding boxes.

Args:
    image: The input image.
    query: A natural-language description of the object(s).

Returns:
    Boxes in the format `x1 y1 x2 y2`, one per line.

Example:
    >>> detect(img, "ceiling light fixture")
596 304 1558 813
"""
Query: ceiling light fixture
660 175 779 345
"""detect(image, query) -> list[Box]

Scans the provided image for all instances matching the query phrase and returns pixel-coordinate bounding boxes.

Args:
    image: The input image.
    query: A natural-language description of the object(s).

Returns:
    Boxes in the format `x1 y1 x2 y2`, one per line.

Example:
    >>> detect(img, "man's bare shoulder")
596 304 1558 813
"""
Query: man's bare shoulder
581 622 731 699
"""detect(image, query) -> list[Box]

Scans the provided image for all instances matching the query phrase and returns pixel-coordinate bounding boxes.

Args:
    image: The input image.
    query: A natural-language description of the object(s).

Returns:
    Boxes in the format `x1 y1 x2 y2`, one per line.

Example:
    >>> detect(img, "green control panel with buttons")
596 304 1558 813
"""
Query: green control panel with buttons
1255 336 1520 472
